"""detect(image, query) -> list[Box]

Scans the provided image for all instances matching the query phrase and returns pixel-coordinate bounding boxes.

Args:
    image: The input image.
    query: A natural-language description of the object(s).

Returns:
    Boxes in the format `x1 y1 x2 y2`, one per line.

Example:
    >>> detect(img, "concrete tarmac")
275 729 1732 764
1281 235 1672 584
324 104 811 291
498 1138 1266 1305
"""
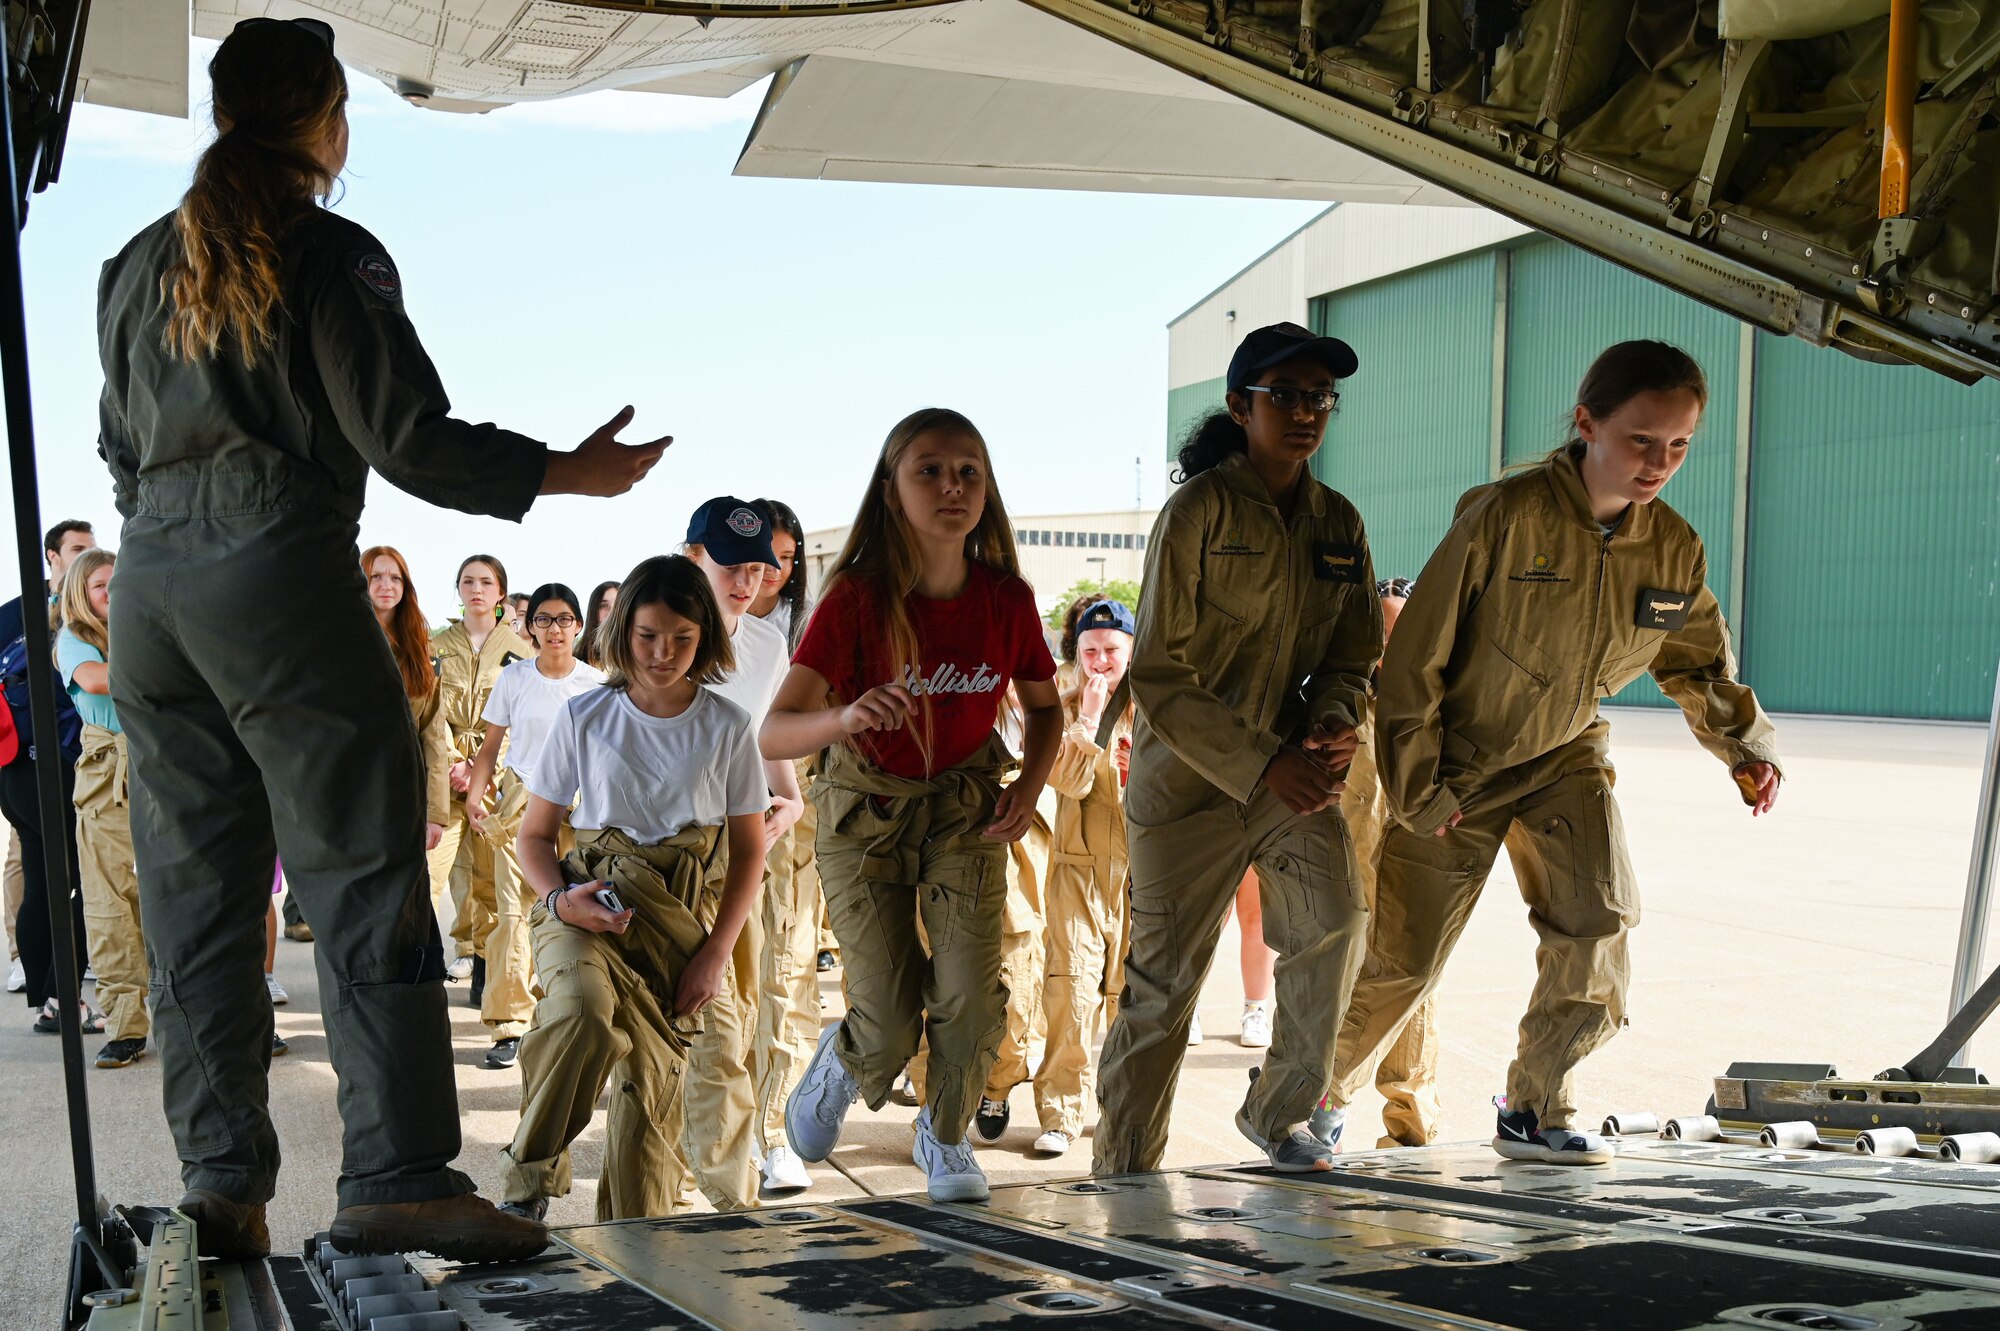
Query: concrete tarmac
0 709 1987 1327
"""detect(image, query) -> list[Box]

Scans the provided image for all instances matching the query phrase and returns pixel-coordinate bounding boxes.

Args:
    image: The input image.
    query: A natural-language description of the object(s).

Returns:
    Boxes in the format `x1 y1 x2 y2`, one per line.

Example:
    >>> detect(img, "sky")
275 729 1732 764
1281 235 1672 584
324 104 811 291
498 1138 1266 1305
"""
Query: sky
13 42 1321 617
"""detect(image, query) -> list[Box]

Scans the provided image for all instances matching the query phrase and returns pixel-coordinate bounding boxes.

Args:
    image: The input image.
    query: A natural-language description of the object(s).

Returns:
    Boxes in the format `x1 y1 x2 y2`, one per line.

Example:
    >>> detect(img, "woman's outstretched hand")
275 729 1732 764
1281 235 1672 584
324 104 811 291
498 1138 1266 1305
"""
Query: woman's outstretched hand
541 406 670 498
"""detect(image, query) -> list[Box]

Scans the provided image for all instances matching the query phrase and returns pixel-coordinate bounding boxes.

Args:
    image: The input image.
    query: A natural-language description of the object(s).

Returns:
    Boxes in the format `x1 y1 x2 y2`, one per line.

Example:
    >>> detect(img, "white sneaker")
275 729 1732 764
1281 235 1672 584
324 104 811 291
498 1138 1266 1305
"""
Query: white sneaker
1032 1129 1073 1156
1239 1002 1272 1048
446 957 474 982
265 973 288 1006
5 960 23 992
1187 1013 1204 1045
913 1108 989 1203
761 1144 813 1193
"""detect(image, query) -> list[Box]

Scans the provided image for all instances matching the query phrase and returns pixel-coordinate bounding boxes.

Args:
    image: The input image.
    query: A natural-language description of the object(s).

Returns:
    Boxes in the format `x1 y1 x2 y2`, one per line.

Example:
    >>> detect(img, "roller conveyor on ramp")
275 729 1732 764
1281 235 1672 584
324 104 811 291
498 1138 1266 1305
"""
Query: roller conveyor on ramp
108 1139 2000 1331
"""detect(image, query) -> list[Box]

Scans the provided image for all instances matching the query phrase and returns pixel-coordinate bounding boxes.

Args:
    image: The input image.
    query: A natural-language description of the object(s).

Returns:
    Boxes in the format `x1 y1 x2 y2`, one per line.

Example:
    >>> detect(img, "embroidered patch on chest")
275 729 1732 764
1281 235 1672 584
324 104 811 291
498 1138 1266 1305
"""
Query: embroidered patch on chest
1313 543 1363 583
1636 588 1691 631
1507 551 1571 584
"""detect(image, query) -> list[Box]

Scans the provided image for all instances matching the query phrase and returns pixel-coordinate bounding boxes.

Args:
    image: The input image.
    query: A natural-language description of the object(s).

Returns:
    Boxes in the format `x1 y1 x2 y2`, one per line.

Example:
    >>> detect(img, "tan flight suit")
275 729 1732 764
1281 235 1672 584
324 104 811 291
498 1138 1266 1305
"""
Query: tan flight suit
813 732 1013 1145
1339 713 1441 1147
502 824 716 1220
1328 445 1781 1129
658 844 765 1211
1093 450 1382 1173
5 830 21 962
1033 699 1130 1139
428 619 530 959
476 772 569 1042
73 724 147 1042
983 799 1050 1101
753 760 824 1157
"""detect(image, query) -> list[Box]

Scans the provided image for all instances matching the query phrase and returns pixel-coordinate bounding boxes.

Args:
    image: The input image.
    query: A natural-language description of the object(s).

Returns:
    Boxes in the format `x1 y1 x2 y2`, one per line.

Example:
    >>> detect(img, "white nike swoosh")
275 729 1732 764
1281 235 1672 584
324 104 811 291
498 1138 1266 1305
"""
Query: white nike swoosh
1499 1122 1534 1142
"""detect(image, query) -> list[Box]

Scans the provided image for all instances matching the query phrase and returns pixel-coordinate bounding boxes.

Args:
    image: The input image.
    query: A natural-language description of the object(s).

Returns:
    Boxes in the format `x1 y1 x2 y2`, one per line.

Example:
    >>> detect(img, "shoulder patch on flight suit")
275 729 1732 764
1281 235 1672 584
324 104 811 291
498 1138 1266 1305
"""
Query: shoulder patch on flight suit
1313 543 1364 583
1636 587 1691 631
501 651 525 667
354 254 403 305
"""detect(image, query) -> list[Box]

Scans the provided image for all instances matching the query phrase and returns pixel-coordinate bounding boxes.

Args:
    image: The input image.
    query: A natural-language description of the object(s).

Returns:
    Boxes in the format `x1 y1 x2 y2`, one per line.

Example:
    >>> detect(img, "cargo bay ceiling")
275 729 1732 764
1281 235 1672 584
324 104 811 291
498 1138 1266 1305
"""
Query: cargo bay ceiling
78 2 2000 382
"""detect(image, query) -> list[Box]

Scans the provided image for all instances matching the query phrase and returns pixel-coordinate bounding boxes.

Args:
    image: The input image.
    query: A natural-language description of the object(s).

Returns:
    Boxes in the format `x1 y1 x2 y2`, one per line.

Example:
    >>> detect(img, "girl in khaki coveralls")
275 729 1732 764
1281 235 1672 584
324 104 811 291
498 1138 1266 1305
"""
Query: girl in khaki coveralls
1092 322 1382 1175
763 407 1060 1204
56 551 144 1067
1319 340 1781 1166
363 546 453 853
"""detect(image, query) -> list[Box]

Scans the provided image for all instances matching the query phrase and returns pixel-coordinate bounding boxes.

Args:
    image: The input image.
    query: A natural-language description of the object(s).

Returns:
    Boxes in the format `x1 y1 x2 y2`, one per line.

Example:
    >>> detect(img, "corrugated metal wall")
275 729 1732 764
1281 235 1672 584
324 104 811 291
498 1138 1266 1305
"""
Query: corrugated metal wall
1503 239 1746 707
1745 334 2000 719
1309 251 1496 583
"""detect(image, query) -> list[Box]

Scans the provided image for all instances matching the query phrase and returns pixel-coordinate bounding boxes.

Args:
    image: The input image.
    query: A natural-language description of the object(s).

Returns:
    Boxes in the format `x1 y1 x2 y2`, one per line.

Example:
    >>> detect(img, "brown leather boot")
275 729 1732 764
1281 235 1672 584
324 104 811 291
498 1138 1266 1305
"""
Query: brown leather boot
178 1189 270 1261
330 1192 549 1264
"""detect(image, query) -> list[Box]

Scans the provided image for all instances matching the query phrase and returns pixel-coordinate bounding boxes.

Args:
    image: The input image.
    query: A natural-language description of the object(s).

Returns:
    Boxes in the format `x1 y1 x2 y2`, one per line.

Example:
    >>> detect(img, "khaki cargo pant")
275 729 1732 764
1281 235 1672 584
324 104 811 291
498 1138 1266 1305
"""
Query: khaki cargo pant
429 790 497 961
1034 851 1128 1137
5 829 21 961
659 843 765 1211
74 725 147 1043
502 824 715 1220
1341 734 1442 1146
814 738 1011 1146
754 781 823 1155
1094 780 1367 1173
475 773 547 1041
1327 766 1637 1128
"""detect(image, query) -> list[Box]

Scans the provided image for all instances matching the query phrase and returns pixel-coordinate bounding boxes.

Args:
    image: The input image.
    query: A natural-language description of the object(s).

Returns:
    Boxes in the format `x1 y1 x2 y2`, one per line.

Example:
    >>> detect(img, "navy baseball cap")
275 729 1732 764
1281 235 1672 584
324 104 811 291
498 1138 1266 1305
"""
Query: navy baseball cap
1077 599 1136 638
1226 322 1359 392
687 497 779 568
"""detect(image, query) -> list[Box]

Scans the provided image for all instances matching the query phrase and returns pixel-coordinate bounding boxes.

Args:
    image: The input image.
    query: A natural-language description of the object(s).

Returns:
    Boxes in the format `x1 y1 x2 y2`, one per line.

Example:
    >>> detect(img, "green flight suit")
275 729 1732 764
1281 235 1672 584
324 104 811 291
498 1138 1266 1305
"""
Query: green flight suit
97 207 547 1207
1093 450 1382 1174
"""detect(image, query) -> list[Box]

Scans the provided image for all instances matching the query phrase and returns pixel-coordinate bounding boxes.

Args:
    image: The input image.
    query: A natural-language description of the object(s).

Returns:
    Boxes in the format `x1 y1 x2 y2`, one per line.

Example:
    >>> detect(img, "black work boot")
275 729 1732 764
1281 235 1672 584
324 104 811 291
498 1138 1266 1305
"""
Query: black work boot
330 1192 549 1264
178 1189 271 1261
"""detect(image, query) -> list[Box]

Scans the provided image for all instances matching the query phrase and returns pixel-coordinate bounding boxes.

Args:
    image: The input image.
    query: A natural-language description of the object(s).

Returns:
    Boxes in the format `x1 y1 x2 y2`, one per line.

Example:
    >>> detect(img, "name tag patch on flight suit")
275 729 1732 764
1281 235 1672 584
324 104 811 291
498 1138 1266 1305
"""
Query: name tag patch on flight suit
1313 543 1364 583
1636 588 1691 631
355 254 402 304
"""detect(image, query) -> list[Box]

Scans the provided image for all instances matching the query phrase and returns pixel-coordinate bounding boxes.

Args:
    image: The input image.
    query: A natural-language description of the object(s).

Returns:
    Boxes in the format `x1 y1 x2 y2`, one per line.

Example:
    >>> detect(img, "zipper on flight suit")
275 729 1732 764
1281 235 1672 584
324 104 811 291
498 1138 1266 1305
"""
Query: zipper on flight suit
1565 530 1614 735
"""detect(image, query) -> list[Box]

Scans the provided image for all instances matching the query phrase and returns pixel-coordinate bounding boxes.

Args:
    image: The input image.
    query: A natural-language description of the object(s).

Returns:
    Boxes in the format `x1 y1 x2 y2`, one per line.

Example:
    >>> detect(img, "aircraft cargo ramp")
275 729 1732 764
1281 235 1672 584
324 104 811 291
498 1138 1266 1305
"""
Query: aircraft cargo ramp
94 1136 2000 1330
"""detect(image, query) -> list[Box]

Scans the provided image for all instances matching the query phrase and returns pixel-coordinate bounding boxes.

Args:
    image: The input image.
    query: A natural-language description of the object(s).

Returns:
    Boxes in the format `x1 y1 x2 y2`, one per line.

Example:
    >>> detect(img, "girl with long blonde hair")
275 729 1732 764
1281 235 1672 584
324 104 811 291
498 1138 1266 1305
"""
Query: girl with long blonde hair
761 407 1061 1204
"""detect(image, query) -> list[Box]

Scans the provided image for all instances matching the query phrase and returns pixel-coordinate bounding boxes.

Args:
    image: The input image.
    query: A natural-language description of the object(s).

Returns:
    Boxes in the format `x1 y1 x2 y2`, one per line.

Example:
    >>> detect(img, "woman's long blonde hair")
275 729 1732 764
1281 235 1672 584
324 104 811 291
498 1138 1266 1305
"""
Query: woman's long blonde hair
820 408 1022 768
161 21 347 367
60 549 116 658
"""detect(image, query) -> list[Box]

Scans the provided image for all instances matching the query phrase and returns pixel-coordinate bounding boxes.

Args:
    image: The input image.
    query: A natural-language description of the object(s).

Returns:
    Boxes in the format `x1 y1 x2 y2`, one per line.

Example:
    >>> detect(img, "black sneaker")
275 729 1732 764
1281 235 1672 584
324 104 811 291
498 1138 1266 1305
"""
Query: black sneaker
469 956 486 1007
816 950 837 973
972 1096 1011 1143
272 1032 290 1057
484 1038 521 1069
1492 1097 1613 1165
96 1037 147 1069
498 1197 548 1223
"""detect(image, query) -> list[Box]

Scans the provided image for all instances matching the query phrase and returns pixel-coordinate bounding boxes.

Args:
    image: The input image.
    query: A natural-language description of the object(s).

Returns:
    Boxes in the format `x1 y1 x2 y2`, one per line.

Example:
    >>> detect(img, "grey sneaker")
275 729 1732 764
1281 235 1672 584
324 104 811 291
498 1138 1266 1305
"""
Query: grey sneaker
1307 1098 1345 1150
1493 1100 1614 1165
786 1022 860 1163
913 1108 989 1203
1237 1107 1336 1172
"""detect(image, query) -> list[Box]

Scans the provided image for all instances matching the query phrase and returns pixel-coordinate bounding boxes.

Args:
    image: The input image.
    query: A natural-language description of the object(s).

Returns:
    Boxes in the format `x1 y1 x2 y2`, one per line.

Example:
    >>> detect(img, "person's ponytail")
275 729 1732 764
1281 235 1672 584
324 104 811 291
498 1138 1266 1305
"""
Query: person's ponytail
160 23 347 368
1172 409 1249 484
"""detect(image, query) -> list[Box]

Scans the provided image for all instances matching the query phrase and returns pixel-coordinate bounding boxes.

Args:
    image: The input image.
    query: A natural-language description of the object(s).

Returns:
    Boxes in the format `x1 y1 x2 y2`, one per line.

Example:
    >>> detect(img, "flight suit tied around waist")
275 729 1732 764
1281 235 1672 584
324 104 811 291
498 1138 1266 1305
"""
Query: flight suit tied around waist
543 823 721 1056
809 732 1016 889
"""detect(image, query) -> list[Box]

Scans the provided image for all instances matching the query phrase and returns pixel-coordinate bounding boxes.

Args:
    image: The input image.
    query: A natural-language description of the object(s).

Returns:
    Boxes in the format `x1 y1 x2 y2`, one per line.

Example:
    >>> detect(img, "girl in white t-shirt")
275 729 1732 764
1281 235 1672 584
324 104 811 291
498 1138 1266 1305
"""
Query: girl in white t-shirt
464 582 607 1070
498 555 769 1223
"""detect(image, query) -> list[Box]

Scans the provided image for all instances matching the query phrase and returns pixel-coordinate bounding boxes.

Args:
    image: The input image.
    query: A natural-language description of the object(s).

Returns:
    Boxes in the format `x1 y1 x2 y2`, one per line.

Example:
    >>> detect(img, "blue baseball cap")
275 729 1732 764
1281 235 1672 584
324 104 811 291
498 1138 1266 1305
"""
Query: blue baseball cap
687 497 779 568
1077 599 1136 638
1226 321 1359 393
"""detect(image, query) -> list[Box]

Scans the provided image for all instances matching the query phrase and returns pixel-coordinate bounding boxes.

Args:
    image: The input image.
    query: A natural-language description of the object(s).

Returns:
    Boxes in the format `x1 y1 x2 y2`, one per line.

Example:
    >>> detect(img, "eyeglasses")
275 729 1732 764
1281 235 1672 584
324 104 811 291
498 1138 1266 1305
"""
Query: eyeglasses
234 17 336 50
1242 385 1340 414
530 614 579 629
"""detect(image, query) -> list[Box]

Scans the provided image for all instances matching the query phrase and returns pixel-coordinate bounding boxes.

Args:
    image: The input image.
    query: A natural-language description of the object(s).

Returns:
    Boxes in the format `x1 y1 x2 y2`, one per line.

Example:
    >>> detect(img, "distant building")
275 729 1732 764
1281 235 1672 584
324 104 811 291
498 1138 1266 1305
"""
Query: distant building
802 508 1157 615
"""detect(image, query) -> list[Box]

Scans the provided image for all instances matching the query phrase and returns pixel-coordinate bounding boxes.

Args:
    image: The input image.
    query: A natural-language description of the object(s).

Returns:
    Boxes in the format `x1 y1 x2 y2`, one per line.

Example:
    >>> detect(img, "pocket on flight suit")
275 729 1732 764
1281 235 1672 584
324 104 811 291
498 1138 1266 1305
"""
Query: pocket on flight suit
1372 831 1485 975
1261 811 1363 946
1530 777 1636 919
925 846 1000 962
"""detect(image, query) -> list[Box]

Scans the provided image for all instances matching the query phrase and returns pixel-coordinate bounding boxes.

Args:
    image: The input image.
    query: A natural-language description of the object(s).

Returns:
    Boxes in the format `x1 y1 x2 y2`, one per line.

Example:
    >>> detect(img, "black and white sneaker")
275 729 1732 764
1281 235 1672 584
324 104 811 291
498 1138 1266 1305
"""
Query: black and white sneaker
816 950 837 973
973 1096 1011 1142
484 1038 521 1069
1492 1097 1614 1165
499 1197 549 1222
96 1037 147 1069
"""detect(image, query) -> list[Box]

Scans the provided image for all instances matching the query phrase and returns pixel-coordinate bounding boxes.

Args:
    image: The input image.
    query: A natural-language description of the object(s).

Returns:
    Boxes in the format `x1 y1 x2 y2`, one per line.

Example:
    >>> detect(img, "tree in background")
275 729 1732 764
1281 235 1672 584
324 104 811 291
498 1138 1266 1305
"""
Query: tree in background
1044 578 1142 632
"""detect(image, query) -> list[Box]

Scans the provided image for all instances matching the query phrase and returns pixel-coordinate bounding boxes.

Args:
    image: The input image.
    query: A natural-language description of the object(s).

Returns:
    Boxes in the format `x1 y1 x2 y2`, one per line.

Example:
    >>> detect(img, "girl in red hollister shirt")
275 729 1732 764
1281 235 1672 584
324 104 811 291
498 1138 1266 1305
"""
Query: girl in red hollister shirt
762 407 1059 1204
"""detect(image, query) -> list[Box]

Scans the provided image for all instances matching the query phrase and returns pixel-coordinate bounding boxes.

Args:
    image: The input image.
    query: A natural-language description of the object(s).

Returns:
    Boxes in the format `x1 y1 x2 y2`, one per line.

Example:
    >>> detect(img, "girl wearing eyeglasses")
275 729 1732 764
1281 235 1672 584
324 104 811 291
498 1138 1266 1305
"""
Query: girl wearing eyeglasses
465 583 607 1070
1092 322 1382 1176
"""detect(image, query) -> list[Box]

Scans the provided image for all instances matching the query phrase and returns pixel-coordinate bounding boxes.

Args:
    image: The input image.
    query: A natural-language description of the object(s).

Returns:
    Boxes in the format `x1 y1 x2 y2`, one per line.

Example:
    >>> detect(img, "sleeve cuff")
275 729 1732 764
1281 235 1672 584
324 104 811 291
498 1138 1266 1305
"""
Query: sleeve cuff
1219 728 1283 806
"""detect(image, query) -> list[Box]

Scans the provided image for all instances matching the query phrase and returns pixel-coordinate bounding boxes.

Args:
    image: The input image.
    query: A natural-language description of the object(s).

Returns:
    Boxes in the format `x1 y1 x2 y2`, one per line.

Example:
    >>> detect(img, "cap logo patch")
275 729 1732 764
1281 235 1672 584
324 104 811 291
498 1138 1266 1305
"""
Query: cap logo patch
355 254 401 302
726 506 763 538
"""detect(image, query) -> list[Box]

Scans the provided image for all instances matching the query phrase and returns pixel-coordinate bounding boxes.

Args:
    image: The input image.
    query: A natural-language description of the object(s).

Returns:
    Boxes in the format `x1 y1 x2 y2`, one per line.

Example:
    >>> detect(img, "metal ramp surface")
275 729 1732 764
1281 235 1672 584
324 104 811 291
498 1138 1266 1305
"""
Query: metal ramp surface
261 1139 2000 1329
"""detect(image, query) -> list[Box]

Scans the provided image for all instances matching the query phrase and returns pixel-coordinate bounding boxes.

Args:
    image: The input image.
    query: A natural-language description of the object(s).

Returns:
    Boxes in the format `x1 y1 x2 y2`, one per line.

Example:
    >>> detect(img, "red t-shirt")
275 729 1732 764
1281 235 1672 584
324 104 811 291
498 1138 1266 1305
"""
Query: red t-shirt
795 564 1056 778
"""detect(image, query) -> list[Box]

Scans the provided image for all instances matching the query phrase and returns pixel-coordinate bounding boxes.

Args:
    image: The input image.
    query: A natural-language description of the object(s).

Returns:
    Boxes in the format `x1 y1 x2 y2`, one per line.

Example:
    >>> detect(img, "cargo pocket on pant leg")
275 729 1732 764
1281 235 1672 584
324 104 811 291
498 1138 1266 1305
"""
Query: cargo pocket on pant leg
1262 810 1363 946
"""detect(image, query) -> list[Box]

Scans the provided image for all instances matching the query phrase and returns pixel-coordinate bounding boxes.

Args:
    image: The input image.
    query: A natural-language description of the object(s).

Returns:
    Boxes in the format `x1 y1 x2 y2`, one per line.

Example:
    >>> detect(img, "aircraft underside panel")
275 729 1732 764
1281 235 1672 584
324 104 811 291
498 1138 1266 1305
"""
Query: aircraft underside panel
1007 0 2000 384
207 1139 2000 1331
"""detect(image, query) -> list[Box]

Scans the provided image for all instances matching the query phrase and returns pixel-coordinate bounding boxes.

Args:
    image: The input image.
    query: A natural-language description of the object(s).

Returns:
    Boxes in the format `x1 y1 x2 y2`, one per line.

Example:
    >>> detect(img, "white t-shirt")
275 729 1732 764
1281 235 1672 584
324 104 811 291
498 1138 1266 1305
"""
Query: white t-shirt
531 686 768 844
708 610 789 736
756 599 793 649
482 657 608 789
